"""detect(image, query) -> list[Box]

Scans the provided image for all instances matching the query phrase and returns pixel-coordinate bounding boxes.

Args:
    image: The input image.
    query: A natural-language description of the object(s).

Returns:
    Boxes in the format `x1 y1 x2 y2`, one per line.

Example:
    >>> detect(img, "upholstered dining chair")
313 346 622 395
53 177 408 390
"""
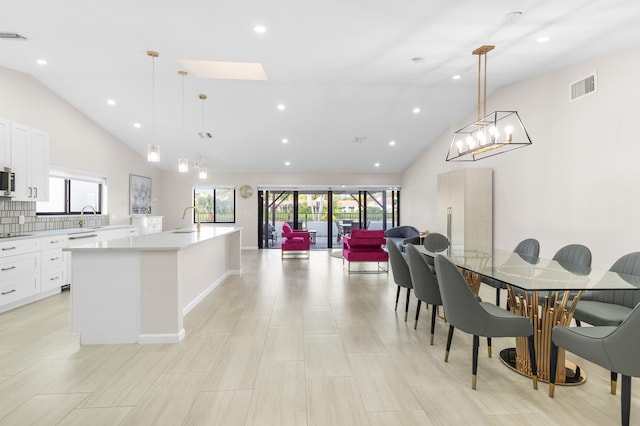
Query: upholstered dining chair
574 252 640 327
387 237 412 321
550 303 640 426
483 238 540 306
406 244 443 344
422 232 450 269
434 255 539 390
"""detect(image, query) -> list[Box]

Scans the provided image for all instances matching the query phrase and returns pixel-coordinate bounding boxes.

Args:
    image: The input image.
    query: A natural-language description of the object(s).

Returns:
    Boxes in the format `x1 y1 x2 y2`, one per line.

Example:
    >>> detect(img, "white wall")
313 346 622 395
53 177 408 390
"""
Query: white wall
0 67 163 225
161 170 401 248
401 43 640 269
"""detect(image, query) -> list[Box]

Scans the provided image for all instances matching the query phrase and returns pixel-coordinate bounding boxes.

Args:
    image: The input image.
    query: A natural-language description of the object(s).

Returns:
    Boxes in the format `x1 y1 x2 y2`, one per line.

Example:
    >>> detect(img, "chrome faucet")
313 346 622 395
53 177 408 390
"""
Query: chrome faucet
79 205 97 228
182 206 201 232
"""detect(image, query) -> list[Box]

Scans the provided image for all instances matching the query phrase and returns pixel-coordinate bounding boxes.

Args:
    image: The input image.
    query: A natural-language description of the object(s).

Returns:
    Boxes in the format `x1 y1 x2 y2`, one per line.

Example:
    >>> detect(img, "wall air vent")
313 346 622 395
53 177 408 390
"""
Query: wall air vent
0 32 27 40
570 72 597 101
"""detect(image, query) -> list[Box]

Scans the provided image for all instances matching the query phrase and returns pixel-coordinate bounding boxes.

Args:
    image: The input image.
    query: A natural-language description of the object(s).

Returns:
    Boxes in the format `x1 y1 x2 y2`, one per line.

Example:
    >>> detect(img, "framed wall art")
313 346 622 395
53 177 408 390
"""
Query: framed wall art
129 174 152 215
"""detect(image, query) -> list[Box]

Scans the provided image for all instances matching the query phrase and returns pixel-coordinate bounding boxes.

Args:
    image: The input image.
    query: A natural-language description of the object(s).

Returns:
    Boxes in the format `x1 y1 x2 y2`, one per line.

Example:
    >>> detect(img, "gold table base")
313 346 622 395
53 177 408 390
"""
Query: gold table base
499 348 586 386
506 286 585 384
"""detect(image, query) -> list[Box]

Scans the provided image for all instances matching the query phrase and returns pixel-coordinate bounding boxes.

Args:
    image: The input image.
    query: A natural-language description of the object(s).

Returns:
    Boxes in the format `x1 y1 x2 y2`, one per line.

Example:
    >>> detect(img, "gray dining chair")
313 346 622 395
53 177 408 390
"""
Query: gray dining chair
574 252 640 327
434 255 539 390
550 303 640 426
483 238 539 306
423 232 450 269
387 237 413 321
406 244 442 344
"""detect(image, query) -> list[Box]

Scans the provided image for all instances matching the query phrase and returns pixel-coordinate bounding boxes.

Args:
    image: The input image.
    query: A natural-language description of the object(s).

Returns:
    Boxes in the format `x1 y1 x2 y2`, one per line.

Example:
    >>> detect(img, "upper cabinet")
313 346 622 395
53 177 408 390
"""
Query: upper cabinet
9 121 49 202
0 118 10 167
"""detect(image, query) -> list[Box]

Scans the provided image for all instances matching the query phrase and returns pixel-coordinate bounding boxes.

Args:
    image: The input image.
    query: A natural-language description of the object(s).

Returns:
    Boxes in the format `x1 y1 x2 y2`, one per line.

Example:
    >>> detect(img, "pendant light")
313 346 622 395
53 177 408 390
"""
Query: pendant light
147 50 160 162
447 45 532 162
198 94 213 139
196 156 208 180
177 70 189 172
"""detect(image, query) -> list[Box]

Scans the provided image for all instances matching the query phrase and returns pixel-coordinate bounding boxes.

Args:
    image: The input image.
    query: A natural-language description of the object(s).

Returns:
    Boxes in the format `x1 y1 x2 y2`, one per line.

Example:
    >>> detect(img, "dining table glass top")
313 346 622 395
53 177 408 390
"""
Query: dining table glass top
414 245 640 292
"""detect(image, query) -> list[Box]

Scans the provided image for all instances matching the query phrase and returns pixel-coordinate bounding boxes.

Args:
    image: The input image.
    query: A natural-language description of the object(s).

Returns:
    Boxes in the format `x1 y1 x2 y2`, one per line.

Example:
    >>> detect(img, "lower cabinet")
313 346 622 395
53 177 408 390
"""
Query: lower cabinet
0 226 139 313
131 216 163 235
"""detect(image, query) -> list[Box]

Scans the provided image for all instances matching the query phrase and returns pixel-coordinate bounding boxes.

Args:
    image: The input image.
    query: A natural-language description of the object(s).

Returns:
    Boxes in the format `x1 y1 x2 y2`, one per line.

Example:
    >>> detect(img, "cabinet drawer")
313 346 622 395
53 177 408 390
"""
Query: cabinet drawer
0 276 39 307
42 248 65 270
0 253 39 281
67 232 99 245
41 268 65 292
124 227 139 237
148 217 162 225
0 238 41 258
40 236 68 250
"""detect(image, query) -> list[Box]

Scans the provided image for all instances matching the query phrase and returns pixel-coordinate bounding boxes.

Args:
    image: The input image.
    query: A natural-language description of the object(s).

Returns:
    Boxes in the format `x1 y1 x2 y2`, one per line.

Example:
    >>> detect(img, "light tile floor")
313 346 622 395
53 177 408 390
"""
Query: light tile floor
0 249 635 425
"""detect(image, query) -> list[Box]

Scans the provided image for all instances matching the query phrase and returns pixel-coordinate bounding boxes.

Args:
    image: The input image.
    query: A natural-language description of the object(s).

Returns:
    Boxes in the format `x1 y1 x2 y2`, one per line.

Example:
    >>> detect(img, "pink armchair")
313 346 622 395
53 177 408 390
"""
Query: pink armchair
342 229 388 273
281 222 311 258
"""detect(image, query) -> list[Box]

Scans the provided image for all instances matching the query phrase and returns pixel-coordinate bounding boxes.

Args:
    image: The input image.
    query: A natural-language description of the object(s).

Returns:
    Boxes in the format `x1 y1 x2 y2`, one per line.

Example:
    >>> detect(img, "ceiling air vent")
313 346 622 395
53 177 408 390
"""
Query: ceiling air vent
570 73 596 101
198 131 213 139
0 32 27 40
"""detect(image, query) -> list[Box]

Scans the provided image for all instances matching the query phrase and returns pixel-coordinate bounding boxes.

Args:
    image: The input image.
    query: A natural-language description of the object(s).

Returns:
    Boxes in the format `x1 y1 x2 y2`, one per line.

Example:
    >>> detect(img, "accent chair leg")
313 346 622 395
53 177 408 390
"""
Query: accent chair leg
414 300 422 329
445 325 454 362
430 306 437 345
575 319 582 327
527 334 538 390
495 287 501 306
395 286 400 311
612 371 618 395
404 288 411 322
622 375 631 426
472 335 479 390
487 337 492 358
549 340 559 397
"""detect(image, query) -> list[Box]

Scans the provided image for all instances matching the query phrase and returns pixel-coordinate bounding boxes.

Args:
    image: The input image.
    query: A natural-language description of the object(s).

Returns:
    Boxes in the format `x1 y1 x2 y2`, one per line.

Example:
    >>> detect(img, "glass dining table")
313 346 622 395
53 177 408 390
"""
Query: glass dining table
415 245 640 385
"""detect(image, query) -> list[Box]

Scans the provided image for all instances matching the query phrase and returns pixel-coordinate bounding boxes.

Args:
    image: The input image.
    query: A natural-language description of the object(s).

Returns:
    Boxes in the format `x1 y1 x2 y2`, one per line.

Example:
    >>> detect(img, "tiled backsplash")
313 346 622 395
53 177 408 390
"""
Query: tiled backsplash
0 200 109 234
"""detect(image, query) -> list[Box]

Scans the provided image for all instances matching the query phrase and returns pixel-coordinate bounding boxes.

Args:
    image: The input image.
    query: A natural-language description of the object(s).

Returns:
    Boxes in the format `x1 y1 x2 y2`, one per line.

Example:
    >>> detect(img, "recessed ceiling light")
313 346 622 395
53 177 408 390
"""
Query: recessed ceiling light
282 138 288 144
452 75 461 80
284 161 290 166
374 163 380 167
411 57 426 64
254 25 266 34
106 99 116 106
36 59 47 66
537 36 550 43
412 107 420 114
277 104 286 111
133 123 141 129
389 140 396 146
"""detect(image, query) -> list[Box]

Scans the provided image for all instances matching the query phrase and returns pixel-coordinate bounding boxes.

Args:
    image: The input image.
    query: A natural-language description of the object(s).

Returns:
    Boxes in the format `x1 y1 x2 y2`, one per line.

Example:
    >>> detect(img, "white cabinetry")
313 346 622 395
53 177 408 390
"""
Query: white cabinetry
0 238 41 311
0 226 139 313
437 168 493 251
40 235 69 292
10 122 49 201
0 118 10 166
131 216 163 234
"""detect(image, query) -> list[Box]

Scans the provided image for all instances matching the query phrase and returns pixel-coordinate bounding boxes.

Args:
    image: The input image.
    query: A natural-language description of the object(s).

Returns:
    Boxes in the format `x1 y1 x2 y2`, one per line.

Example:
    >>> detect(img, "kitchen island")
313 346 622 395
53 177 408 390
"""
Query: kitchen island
65 226 242 344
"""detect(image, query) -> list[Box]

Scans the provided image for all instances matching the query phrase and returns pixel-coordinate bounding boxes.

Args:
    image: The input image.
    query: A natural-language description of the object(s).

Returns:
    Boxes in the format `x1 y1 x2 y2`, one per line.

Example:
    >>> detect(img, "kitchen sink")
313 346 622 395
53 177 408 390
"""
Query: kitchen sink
0 233 33 239
172 229 197 233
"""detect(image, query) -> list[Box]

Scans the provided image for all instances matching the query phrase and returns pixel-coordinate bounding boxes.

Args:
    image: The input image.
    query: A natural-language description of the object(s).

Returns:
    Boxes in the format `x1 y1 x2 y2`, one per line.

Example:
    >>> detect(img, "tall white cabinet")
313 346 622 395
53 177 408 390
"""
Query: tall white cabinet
10 121 49 201
0 118 10 166
437 168 493 251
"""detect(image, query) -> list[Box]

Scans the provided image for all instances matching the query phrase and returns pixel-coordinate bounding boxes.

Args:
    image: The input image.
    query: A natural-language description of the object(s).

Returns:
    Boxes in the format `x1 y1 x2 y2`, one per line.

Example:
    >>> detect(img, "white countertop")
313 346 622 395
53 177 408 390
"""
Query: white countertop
64 226 242 252
0 225 136 242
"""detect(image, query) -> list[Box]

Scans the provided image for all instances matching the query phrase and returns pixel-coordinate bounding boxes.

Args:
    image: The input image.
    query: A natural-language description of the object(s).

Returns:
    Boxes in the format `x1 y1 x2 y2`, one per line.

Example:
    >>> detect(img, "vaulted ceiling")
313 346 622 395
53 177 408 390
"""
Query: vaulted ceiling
2 0 639 174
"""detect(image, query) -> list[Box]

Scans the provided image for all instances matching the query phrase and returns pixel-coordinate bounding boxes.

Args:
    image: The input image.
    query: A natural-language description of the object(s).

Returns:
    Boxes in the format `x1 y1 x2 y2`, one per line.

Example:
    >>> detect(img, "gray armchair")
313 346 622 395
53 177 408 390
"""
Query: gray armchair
434 255 539 390
574 252 640 327
406 244 442 344
550 303 640 426
384 225 420 252
387 238 412 321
